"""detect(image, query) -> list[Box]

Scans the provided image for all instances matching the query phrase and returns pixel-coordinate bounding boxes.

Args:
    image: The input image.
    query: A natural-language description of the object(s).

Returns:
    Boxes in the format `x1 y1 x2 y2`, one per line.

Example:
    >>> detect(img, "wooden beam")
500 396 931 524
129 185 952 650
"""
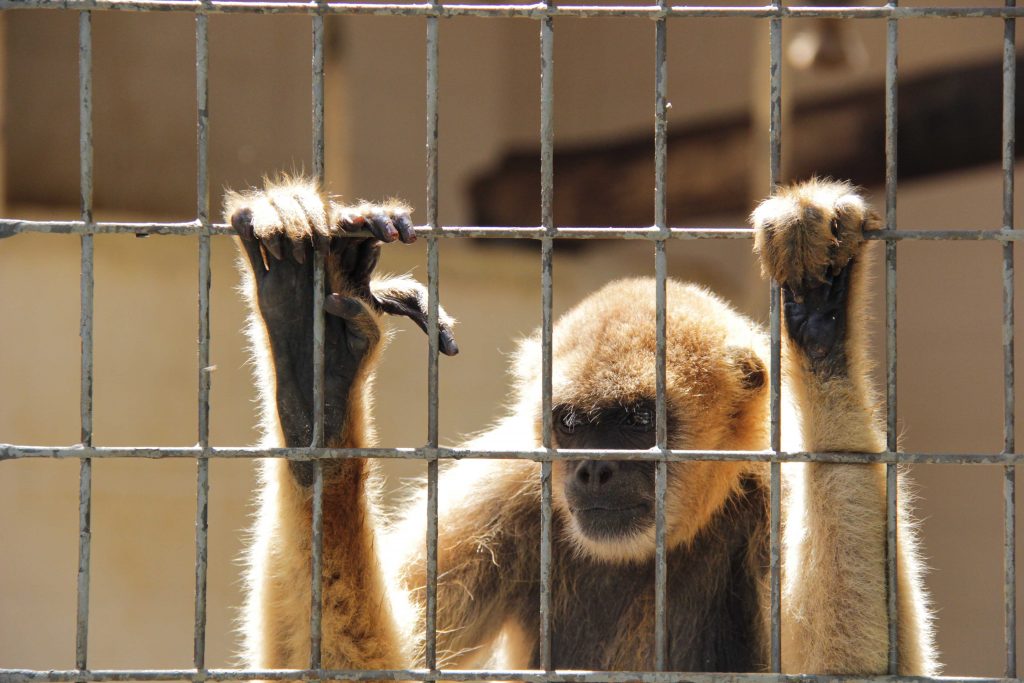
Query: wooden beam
469 53 1017 227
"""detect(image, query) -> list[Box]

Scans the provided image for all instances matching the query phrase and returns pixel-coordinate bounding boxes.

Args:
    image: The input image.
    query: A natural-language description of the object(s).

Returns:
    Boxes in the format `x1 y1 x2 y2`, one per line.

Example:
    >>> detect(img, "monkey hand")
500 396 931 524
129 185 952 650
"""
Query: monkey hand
750 179 879 374
227 177 458 458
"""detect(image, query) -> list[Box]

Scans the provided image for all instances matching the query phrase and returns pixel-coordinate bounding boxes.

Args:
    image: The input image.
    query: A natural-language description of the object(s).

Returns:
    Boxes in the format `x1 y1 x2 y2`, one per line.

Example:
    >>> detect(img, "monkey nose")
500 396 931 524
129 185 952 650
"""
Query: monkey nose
574 460 619 490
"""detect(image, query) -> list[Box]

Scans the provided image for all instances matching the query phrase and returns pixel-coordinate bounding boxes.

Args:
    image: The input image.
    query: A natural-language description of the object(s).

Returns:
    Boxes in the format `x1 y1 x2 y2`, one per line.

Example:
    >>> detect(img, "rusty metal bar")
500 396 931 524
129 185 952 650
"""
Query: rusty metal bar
13 670 1024 683
1003 0 1018 676
19 444 1024 464
425 6 441 675
884 0 899 674
309 9 327 672
767 3 782 673
539 2 555 672
5 0 1016 681
193 6 211 675
8 219 1024 241
75 9 94 673
7 1 1024 18
652 4 669 672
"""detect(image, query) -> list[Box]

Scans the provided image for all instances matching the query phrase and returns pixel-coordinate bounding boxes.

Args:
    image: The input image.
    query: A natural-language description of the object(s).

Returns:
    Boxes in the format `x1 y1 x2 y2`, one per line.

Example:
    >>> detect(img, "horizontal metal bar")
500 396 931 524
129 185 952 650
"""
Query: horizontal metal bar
6 444 1024 464
5 0 1024 18
5 220 1024 241
4 670 1024 683
0 219 214 236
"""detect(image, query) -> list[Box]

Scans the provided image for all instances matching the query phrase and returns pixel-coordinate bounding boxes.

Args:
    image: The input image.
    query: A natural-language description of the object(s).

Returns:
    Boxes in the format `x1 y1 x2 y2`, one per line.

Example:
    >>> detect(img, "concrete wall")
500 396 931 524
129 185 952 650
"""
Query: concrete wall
2 5 1024 677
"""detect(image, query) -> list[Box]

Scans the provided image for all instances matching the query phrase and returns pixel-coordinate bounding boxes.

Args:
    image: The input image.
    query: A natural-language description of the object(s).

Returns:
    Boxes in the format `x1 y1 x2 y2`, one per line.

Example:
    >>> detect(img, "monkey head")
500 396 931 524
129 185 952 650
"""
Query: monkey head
513 278 769 564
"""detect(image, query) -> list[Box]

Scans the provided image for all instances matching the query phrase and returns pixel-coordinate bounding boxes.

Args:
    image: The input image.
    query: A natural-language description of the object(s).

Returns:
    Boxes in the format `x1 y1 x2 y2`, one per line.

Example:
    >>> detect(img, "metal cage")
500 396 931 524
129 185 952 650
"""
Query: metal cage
0 1 1019 682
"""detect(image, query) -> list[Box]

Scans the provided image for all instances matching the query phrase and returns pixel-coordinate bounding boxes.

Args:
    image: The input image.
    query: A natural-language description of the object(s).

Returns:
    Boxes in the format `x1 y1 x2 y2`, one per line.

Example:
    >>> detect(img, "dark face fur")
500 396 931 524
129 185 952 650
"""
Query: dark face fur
554 401 659 543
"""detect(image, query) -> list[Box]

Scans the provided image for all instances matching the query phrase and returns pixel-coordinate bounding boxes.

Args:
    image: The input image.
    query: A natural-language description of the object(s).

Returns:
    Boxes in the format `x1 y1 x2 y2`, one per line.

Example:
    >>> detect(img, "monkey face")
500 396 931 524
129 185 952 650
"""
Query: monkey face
555 401 658 542
522 278 770 563
551 400 745 564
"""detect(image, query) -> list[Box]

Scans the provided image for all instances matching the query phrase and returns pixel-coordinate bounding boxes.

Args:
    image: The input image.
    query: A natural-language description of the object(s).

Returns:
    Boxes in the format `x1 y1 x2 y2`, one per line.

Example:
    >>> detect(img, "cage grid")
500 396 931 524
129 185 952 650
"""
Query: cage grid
0 1 1018 682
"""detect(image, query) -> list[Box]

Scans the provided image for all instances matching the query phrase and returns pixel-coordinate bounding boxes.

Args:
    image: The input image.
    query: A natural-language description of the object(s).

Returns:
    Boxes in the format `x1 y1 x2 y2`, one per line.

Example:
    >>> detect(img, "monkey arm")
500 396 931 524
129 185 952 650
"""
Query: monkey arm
387 424 543 668
751 180 937 676
229 177 457 671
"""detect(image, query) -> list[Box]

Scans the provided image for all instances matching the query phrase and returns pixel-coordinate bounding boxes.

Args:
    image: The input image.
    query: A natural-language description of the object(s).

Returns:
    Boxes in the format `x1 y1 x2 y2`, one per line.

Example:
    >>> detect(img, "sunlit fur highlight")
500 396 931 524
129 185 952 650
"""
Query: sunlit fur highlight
511 279 770 564
232 177 939 678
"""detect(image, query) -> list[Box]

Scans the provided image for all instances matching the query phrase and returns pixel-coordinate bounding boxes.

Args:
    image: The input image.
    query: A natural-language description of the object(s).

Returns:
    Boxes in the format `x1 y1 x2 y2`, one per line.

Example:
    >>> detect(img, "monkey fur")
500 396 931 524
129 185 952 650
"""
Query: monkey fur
226 176 938 676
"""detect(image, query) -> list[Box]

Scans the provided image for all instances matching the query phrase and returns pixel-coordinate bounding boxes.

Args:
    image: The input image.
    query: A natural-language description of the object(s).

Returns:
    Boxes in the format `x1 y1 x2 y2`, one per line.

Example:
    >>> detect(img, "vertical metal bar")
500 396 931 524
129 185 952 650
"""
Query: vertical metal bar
193 7 211 675
1003 1 1017 676
767 7 782 675
309 10 326 673
653 6 668 673
425 8 440 676
884 3 899 674
76 9 94 673
1004 241 1018 678
539 6 555 673
309 463 324 671
767 305 782 675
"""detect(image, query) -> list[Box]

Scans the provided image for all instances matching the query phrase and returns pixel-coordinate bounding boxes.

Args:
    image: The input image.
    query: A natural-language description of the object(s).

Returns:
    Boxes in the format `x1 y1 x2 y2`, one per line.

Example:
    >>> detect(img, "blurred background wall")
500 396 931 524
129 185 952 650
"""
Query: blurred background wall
2 3 1024 676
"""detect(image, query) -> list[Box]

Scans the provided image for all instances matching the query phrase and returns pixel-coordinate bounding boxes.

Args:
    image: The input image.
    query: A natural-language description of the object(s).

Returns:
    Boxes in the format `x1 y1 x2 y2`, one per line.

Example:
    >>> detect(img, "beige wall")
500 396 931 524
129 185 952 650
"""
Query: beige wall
3 5 1024 678
6 8 1020 222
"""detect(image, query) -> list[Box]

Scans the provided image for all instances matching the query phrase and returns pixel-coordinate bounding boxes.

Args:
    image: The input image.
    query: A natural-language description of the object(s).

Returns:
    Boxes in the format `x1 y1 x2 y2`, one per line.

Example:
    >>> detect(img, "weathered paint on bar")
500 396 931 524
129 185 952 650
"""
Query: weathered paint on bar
6 1 1024 18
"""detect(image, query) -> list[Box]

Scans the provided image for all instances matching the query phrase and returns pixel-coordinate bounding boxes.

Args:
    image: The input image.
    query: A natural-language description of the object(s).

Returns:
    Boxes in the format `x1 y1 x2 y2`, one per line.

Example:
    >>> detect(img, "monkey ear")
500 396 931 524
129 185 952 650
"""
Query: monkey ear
863 208 884 232
728 346 766 392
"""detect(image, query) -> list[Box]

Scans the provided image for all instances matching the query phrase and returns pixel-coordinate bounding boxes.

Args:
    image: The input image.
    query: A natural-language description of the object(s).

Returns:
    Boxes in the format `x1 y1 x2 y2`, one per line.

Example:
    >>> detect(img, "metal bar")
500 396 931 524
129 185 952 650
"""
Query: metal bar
15 444 1024 464
539 4 555 672
1004 258 1018 679
14 670 1024 683
312 14 325 187
9 219 1024 241
653 458 667 667
5 0 1017 680
9 0 1024 18
425 450 439 673
309 467 325 666
884 1 899 674
1004 0 1018 676
767 4 782 674
425 8 440 675
193 6 211 675
309 10 327 672
75 454 92 672
652 7 669 673
76 9 95 673
193 459 210 674
539 452 553 671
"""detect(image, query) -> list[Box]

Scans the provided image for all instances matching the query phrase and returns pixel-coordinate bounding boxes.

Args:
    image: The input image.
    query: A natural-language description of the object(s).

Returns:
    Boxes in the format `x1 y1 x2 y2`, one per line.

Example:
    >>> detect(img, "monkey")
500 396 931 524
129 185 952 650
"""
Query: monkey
226 175 938 676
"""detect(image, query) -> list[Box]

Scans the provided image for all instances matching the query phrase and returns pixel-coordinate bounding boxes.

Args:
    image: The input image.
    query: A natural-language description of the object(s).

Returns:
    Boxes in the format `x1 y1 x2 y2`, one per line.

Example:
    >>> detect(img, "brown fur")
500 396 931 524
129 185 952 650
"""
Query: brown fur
231 177 938 677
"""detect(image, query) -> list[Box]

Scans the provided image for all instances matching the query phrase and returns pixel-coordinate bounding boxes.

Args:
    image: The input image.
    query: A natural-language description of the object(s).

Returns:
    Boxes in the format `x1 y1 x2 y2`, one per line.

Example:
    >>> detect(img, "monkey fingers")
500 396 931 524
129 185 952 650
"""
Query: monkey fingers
335 203 417 245
392 214 417 243
325 294 381 355
262 232 286 261
750 179 873 288
750 179 879 373
782 266 851 376
292 238 308 264
231 204 317 279
326 234 458 355
370 277 459 356
231 207 265 275
331 236 381 298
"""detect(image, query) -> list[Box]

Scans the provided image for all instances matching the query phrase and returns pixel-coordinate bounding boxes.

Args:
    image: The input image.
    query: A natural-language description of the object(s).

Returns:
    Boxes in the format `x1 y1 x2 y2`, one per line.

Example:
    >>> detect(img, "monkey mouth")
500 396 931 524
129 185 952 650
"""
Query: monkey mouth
570 502 653 540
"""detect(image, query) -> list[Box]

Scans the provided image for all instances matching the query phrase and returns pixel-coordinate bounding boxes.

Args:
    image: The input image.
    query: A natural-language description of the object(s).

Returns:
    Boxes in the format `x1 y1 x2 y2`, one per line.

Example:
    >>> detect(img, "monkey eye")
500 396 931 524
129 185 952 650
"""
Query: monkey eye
830 217 842 240
627 407 655 430
558 411 580 433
